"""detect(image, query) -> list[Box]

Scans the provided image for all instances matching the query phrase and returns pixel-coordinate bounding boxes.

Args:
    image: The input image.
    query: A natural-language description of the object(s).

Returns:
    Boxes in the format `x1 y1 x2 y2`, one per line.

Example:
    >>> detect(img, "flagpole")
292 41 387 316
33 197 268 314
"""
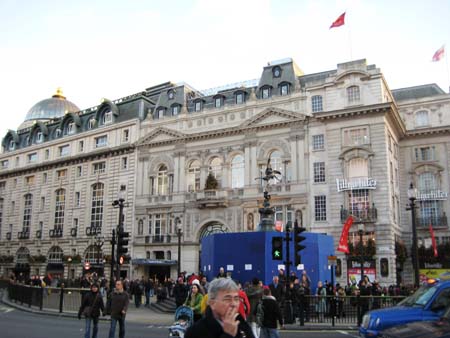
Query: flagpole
347 10 353 60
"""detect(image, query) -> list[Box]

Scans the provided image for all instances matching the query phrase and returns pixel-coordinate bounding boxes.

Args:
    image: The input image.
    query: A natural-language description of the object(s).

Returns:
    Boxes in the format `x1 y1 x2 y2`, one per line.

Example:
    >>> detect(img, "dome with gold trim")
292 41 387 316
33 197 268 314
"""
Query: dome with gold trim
24 88 80 122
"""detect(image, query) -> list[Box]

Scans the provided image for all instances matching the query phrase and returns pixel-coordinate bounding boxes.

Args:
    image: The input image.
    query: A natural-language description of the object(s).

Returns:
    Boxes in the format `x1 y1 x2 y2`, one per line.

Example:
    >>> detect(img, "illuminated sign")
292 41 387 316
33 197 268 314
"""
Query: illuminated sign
416 190 448 201
336 178 377 192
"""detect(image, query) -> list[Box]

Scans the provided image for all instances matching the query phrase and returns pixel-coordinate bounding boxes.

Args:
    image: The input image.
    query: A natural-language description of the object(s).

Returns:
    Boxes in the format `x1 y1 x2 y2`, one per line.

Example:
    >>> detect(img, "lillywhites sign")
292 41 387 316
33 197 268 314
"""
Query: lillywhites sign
416 190 448 201
336 178 377 192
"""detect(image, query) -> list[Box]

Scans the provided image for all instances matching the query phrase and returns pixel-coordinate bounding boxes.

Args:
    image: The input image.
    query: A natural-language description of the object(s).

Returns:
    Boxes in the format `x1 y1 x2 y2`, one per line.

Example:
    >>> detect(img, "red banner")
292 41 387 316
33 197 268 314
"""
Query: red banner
429 223 438 257
337 216 354 253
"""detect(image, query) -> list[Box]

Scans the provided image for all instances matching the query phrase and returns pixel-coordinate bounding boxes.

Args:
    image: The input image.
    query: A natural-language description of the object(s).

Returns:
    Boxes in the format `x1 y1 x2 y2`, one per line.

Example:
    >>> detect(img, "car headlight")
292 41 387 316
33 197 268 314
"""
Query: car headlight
375 317 381 328
361 314 370 329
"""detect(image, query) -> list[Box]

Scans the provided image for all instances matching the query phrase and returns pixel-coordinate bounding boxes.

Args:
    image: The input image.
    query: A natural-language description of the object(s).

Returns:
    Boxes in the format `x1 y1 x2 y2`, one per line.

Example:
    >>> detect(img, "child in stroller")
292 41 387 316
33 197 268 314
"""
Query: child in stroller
168 306 194 338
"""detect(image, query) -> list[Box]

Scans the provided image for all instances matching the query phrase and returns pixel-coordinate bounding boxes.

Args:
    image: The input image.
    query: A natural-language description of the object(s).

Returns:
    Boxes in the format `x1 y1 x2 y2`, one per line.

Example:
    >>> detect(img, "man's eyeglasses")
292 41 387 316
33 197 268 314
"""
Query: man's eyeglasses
219 296 240 304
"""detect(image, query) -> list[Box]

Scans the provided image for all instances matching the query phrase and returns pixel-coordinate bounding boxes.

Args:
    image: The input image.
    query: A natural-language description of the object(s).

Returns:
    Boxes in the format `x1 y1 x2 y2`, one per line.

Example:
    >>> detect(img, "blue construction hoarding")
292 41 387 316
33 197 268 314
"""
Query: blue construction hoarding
200 231 335 293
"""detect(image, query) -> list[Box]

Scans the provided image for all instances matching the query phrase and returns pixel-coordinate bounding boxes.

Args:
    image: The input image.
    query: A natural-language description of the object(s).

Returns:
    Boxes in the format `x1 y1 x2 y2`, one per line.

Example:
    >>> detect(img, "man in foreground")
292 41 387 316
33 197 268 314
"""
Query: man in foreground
185 278 254 338
108 280 129 338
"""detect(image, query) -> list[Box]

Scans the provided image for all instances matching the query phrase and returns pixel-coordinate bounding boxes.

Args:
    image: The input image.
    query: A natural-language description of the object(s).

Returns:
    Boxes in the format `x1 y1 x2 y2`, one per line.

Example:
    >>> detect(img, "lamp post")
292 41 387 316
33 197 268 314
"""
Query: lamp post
176 218 183 278
112 191 127 288
67 256 72 286
407 183 420 288
94 235 105 275
358 223 365 284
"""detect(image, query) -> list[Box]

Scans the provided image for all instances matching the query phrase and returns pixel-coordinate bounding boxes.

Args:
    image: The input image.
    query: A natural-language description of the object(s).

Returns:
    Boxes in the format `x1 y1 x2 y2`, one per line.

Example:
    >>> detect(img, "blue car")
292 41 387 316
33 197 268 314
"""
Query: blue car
359 277 450 337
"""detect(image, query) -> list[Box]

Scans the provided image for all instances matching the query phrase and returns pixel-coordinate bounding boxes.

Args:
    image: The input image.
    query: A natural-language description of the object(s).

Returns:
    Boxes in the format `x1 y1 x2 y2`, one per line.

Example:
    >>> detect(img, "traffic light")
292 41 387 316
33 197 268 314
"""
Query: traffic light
117 229 129 258
272 236 283 260
293 219 306 266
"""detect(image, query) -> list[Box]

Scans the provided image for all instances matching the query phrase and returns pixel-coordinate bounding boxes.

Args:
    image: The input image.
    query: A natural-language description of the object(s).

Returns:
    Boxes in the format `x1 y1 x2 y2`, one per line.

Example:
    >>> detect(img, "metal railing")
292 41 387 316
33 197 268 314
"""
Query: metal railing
340 206 378 223
416 215 448 228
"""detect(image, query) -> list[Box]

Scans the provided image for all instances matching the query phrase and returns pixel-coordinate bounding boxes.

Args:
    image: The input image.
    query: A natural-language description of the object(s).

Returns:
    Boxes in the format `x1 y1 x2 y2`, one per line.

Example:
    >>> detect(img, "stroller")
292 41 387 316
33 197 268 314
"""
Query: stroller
168 306 194 337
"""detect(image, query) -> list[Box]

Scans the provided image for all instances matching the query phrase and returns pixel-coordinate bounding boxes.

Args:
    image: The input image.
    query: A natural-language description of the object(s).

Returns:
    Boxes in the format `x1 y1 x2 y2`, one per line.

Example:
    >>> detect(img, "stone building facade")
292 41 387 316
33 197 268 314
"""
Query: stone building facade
0 58 449 286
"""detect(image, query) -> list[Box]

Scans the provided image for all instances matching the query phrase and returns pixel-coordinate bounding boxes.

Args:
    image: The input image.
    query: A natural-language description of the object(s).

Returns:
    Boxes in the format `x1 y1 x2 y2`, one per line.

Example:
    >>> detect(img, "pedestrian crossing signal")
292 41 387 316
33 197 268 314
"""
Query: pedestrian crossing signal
272 236 283 260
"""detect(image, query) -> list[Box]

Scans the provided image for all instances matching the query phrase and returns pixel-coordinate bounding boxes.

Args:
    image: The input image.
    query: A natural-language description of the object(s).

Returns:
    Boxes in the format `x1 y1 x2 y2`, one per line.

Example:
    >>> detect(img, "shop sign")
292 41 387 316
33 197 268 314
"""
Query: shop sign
336 178 377 192
416 190 448 201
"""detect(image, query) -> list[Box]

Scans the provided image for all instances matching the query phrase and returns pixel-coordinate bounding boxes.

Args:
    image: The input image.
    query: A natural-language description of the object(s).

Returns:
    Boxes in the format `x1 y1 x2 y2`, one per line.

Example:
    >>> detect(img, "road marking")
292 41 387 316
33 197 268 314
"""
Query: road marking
0 306 14 313
337 330 360 337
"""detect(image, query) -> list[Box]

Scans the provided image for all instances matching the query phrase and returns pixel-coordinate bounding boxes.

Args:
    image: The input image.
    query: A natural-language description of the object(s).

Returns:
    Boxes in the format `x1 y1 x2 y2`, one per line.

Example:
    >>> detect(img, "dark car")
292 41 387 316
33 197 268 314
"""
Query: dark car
380 304 450 338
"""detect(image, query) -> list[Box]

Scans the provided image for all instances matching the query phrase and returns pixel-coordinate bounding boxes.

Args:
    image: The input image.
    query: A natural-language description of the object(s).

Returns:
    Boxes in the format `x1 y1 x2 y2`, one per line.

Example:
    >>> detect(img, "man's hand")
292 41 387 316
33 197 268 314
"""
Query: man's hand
222 308 239 337
121 310 126 315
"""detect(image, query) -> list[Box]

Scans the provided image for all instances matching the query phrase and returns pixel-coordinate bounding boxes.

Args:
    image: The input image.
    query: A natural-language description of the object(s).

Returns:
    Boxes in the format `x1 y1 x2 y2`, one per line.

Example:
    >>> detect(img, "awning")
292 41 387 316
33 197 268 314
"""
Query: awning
132 258 177 266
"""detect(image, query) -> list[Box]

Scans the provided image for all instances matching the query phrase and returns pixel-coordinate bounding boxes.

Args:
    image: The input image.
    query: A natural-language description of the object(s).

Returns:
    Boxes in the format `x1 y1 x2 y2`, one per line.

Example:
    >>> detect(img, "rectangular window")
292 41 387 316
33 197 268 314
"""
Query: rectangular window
42 172 48 183
311 95 323 112
195 101 201 112
15 157 20 166
93 162 106 174
57 169 67 179
236 93 244 104
59 145 70 157
414 146 436 162
25 176 35 185
45 149 50 160
13 178 17 187
313 162 326 183
1 160 8 169
67 122 75 134
103 112 113 124
262 88 270 99
280 84 289 96
122 129 129 142
77 166 82 177
40 197 45 211
347 86 360 103
312 134 325 151
314 195 327 221
148 215 152 234
215 98 222 108
28 152 37 163
95 135 107 148
78 140 84 152
121 157 128 170
348 189 370 217
343 127 369 146
0 181 5 192
172 105 179 115
75 192 80 207
36 132 43 143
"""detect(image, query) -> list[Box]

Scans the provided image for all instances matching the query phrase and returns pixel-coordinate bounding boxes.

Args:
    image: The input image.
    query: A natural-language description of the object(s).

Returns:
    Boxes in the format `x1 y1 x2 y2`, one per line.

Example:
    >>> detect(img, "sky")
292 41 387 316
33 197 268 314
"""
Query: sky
0 0 449 138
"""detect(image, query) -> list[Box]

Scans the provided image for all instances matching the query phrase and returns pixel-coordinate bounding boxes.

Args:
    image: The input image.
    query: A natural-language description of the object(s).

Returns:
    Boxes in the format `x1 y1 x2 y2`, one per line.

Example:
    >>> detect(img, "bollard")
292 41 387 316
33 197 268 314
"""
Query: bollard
59 285 64 313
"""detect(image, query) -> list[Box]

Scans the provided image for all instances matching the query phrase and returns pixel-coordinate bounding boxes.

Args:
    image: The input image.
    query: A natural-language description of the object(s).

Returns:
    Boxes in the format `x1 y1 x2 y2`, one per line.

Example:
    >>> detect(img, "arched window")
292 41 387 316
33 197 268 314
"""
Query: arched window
415 110 429 127
22 194 32 234
231 155 245 188
90 183 104 230
347 86 360 103
266 150 283 185
187 160 201 192
102 110 113 125
209 157 222 180
16 247 30 263
418 172 437 192
311 95 323 112
138 219 144 235
157 165 168 195
54 189 65 231
84 245 103 264
48 246 64 263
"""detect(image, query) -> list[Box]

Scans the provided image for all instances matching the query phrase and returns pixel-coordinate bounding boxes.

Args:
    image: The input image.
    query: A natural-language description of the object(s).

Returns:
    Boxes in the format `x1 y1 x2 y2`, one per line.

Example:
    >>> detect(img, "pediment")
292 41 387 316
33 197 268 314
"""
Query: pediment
241 107 305 128
138 127 185 146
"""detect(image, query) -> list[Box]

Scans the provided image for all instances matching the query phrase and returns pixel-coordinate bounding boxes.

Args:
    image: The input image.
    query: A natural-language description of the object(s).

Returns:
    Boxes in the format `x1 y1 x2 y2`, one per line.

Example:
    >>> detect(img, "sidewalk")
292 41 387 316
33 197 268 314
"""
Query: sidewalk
1 291 357 330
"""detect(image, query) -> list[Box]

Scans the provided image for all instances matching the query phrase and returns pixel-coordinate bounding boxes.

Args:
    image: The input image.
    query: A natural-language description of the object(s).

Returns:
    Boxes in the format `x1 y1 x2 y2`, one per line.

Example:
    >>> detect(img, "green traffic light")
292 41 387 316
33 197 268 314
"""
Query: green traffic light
274 250 280 257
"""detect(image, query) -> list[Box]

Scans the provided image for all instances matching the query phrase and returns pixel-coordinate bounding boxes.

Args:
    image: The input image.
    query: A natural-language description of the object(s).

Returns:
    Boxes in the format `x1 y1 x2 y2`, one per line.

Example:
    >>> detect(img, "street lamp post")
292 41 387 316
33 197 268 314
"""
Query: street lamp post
112 194 126 283
94 235 105 276
176 218 183 278
67 256 72 287
358 223 365 284
407 183 420 288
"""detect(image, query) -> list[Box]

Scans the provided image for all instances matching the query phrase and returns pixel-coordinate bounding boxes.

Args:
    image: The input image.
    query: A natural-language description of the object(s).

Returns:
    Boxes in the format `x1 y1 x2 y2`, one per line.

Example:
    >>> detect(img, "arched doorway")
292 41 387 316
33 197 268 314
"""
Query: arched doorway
84 245 104 276
46 246 64 281
15 247 30 280
198 221 229 273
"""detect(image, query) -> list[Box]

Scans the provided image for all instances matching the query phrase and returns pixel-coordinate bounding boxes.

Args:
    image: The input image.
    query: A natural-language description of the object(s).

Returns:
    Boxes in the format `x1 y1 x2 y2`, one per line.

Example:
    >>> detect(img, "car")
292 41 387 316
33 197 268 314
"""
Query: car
359 275 450 338
380 303 450 338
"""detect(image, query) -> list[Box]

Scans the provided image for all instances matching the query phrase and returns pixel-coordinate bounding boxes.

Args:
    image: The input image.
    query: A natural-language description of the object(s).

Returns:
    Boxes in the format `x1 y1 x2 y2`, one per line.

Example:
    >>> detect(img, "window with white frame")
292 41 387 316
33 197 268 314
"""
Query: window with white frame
236 92 244 104
415 110 429 128
59 145 70 157
67 122 75 134
88 118 96 129
157 165 169 195
40 196 45 211
22 194 32 234
347 85 360 103
348 189 370 216
187 160 201 192
414 146 436 162
57 169 67 180
418 172 437 193
347 158 368 178
45 149 50 159
48 246 63 263
194 101 202 112
95 135 107 148
55 129 62 137
25 176 34 185
122 129 130 142
0 181 5 192
9 140 15 151
231 155 245 188
77 166 82 177
311 95 323 112
121 157 128 170
84 245 103 264
36 132 43 143
42 172 47 183
312 134 325 150
54 189 65 231
214 97 222 108
1 160 8 169
148 215 152 235
314 195 327 221
261 87 271 99
343 127 369 146
172 105 179 116
154 214 166 239
313 162 326 183
28 152 37 163
209 157 222 183
90 183 104 230
75 192 81 207
279 83 289 96
103 111 112 125
93 162 106 174
158 108 165 119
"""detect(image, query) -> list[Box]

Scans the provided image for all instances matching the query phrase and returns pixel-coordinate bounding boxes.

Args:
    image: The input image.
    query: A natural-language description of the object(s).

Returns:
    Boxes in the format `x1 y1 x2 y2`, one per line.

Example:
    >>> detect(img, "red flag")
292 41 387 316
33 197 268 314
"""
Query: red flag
432 45 445 62
429 223 438 257
337 216 354 253
330 12 346 29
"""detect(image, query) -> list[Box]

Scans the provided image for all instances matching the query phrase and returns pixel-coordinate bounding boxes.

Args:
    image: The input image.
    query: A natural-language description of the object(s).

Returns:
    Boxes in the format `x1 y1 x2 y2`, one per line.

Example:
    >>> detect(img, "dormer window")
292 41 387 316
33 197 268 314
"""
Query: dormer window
279 83 290 96
347 85 360 104
158 108 165 119
36 132 43 143
261 86 271 99
235 92 245 104
168 90 175 100
103 111 112 125
67 122 75 135
55 129 62 138
273 66 282 78
8 140 15 151
194 101 202 112
25 136 30 146
415 110 429 128
171 105 180 116
214 97 223 108
88 118 96 129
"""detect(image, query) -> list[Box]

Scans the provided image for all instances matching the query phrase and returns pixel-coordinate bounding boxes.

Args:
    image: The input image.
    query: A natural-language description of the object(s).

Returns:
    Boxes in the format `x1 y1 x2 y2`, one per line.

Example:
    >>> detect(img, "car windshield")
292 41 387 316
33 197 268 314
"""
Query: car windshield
443 304 450 320
398 284 438 307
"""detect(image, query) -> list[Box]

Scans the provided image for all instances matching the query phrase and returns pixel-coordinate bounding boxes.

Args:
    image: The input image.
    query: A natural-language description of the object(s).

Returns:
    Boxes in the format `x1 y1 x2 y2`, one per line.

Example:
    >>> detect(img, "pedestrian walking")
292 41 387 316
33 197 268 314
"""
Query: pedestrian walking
108 280 129 338
259 287 284 338
184 282 203 322
246 277 263 338
78 283 105 338
185 278 255 338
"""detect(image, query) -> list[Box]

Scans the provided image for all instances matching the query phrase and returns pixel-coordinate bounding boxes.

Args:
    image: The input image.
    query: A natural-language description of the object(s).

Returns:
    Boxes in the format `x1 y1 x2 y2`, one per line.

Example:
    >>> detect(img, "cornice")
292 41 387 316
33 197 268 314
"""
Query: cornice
404 126 450 139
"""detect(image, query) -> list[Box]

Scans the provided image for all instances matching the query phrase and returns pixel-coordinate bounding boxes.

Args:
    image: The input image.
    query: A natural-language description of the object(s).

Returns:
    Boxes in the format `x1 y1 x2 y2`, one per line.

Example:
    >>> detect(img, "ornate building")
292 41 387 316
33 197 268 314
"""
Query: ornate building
1 59 449 286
